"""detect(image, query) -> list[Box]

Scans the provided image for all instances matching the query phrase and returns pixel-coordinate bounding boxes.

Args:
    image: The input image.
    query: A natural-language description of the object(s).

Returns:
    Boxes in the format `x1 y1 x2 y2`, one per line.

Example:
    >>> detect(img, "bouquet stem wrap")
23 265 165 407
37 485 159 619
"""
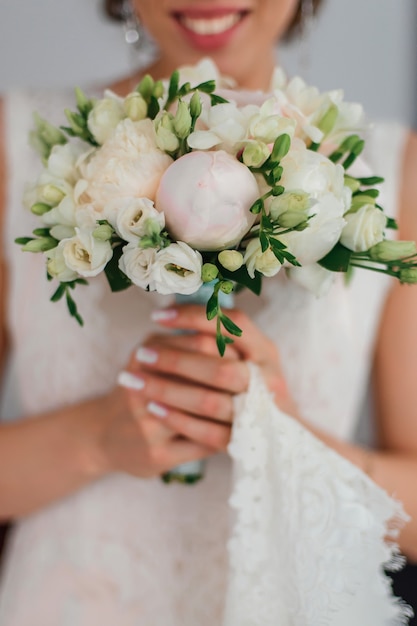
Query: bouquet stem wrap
161 281 234 485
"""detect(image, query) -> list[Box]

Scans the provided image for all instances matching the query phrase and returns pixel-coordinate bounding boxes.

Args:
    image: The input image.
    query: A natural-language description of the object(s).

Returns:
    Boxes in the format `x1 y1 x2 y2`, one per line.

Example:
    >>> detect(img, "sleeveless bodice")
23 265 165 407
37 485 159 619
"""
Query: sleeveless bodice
0 89 408 625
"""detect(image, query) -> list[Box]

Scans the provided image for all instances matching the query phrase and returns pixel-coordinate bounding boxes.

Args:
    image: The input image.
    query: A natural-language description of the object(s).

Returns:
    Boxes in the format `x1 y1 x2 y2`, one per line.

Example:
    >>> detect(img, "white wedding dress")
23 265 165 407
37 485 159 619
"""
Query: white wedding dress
0 89 412 625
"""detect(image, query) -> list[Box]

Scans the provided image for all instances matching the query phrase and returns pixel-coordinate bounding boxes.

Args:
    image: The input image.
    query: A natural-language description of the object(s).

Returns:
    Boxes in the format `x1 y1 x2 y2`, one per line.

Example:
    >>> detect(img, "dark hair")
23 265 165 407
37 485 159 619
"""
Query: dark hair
104 0 324 39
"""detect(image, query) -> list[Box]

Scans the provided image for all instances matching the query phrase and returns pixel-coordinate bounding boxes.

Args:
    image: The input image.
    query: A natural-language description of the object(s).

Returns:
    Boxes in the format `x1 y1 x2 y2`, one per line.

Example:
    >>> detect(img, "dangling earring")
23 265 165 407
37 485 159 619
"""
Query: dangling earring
299 0 315 78
121 0 142 51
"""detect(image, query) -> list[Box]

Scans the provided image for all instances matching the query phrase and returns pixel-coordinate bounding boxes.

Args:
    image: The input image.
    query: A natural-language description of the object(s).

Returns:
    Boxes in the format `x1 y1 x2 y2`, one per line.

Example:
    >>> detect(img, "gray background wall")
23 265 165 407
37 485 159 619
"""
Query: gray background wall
0 0 416 127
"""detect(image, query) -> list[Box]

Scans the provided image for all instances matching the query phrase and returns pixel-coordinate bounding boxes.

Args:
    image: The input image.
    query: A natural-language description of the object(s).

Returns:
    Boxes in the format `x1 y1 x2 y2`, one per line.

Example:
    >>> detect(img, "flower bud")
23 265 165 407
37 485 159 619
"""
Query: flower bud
155 113 180 152
124 93 148 121
189 92 203 118
23 237 57 253
400 268 417 284
173 101 192 139
201 263 219 283
137 74 154 99
242 141 270 168
318 103 338 136
93 224 113 242
369 240 417 263
269 191 310 221
277 210 309 229
153 80 164 99
344 175 361 193
75 87 91 113
33 112 67 148
40 184 66 206
31 202 52 216
64 109 85 135
220 280 234 294
218 250 244 272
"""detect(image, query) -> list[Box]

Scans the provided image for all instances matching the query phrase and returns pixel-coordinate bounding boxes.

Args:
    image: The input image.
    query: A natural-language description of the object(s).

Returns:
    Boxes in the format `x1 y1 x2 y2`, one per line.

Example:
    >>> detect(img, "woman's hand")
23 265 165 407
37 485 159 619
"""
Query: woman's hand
108 304 297 480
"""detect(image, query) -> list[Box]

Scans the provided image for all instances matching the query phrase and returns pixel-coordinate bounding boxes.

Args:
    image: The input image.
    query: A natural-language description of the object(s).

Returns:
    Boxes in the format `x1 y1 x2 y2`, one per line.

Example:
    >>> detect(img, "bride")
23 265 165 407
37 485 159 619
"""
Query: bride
0 0 417 623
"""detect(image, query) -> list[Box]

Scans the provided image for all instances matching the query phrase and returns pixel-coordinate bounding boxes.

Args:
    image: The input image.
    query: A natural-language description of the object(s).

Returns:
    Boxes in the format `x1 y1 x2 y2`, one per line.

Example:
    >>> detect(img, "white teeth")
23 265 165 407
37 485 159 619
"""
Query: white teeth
180 13 242 35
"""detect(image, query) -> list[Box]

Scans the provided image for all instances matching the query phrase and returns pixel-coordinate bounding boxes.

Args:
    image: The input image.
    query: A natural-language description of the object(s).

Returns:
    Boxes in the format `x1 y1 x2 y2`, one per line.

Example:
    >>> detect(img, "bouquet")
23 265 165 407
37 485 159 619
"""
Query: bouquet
18 58 417 359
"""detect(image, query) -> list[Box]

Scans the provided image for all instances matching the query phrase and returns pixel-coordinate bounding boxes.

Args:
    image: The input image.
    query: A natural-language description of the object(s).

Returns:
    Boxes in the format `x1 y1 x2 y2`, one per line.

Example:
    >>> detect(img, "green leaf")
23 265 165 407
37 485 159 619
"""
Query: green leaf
220 313 242 337
66 292 84 326
219 265 262 296
50 283 66 302
104 246 132 292
216 332 226 357
260 232 269 253
319 243 352 272
206 291 219 320
210 94 230 106
386 217 398 230
148 96 160 120
195 80 216 93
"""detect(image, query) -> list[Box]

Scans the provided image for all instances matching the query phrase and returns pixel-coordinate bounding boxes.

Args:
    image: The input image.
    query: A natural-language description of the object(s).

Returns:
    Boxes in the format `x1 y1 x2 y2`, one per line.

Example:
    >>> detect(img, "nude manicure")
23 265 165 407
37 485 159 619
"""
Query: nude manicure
136 347 158 364
147 401 168 419
151 308 178 322
117 371 145 391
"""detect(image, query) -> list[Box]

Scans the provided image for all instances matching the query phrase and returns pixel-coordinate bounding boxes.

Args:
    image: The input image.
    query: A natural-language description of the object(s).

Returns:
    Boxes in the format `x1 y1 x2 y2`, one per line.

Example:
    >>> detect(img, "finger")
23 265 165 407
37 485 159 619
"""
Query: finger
142 332 241 360
147 401 231 451
151 304 278 363
124 370 234 424
155 439 216 473
134 344 250 394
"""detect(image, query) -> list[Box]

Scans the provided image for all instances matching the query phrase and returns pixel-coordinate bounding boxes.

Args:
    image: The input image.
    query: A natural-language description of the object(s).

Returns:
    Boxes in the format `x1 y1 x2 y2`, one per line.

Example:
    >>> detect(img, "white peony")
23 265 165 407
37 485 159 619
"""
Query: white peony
61 228 113 277
151 242 203 295
340 205 387 252
78 118 173 212
244 239 282 278
87 93 125 145
109 197 165 243
119 243 156 289
156 150 258 251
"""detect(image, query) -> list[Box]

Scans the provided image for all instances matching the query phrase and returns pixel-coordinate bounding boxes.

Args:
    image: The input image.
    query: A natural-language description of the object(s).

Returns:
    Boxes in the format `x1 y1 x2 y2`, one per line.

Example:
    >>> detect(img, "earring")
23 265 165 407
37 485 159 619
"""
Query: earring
299 0 315 78
121 0 142 51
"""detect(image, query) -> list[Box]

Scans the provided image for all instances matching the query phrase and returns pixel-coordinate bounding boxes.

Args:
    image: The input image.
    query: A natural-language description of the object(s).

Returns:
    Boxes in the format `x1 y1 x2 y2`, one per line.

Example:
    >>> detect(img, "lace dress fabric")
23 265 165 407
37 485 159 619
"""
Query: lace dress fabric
0 89 410 624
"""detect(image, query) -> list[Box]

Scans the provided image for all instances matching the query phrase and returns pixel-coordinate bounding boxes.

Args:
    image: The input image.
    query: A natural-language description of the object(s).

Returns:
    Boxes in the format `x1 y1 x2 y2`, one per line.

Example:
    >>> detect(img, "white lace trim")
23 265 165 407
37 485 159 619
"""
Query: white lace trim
225 364 413 626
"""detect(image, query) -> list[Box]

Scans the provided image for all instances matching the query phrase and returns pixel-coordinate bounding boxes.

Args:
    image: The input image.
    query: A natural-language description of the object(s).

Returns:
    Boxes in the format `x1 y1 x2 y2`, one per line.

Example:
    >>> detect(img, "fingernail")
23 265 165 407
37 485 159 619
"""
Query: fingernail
151 308 178 322
117 371 145 391
147 401 168 419
136 347 158 364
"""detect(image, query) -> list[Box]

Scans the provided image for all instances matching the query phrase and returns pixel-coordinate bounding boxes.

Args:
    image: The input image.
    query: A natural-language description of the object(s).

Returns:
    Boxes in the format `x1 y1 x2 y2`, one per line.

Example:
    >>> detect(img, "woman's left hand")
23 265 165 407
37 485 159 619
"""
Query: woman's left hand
125 304 298 452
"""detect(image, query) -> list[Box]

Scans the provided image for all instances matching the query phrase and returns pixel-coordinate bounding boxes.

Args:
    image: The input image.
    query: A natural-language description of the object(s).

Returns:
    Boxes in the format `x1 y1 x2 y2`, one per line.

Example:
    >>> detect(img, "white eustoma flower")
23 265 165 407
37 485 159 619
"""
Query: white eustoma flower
244 239 281 278
79 119 173 212
151 242 203 295
108 197 165 243
61 228 113 277
276 142 347 265
156 150 258 250
87 92 125 145
286 263 335 297
119 243 156 289
45 244 78 282
340 205 387 252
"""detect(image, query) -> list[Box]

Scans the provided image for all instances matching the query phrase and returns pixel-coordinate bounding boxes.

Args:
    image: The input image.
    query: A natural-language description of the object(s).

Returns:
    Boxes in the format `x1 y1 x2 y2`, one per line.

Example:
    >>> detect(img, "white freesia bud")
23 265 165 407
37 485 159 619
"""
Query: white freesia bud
151 242 203 295
369 240 417 262
218 250 244 272
62 228 113 277
155 112 180 153
124 93 148 121
50 225 76 240
286 263 335 297
340 205 386 252
87 96 125 145
173 101 192 139
119 243 156 289
244 239 281 278
46 243 78 282
39 184 66 206
156 150 258 250
93 224 113 241
242 141 270 168
111 197 165 243
79 119 173 211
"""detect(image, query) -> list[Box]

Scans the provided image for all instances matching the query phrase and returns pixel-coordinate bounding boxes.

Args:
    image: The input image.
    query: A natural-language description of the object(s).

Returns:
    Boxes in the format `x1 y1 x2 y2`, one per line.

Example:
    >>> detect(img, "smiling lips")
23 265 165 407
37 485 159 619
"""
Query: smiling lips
172 8 249 48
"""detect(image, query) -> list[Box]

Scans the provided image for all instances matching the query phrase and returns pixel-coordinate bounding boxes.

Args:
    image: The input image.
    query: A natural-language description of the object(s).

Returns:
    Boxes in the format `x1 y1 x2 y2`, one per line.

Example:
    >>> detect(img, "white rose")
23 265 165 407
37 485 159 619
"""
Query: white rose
151 242 203 295
277 143 347 265
62 228 113 277
119 243 156 289
109 197 165 243
46 244 78 282
244 239 281 278
79 119 173 212
87 95 125 144
340 205 387 252
286 263 335 297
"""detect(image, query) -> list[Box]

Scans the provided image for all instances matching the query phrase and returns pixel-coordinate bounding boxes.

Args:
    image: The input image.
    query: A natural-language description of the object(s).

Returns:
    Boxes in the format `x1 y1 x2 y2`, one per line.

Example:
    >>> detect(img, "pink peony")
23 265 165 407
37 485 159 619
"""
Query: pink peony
155 150 258 251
